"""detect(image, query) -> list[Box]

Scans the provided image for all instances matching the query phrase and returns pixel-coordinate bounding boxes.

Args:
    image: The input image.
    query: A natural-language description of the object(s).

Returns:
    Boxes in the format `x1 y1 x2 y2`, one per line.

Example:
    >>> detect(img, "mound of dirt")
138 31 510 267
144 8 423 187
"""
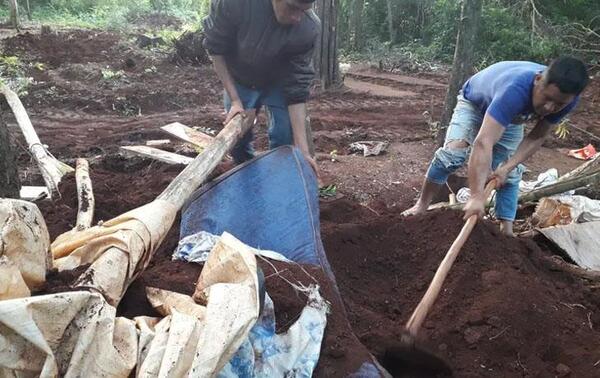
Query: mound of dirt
321 209 600 377
2 30 126 68
172 30 210 66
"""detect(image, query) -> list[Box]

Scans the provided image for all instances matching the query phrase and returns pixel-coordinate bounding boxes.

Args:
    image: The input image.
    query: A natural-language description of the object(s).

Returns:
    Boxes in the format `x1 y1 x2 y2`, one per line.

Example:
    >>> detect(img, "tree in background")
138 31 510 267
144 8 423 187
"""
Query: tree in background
25 0 32 21
314 0 341 90
438 0 482 146
8 0 20 30
385 0 395 43
348 0 365 51
0 104 20 199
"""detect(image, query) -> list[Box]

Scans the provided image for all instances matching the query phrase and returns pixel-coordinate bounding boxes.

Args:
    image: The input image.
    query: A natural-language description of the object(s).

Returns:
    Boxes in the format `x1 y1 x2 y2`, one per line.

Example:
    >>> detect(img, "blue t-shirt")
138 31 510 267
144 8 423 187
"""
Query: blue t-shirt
462 61 579 127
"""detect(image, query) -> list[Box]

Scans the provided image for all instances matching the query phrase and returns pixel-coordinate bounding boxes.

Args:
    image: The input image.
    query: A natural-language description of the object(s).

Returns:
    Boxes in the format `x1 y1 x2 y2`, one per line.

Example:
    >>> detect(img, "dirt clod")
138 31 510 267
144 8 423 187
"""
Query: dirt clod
556 363 572 377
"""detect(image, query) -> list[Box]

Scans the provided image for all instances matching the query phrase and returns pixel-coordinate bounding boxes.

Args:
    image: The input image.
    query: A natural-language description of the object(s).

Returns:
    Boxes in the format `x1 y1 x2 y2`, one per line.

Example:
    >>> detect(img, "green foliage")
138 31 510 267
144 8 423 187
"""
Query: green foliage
101 68 125 80
339 0 596 68
0 56 23 77
8 0 207 30
0 56 33 95
319 184 338 198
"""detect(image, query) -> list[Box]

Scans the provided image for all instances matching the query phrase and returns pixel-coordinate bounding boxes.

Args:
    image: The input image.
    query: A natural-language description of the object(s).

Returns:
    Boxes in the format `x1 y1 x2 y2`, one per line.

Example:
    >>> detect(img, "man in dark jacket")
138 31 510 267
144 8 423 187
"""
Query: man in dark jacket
203 0 320 173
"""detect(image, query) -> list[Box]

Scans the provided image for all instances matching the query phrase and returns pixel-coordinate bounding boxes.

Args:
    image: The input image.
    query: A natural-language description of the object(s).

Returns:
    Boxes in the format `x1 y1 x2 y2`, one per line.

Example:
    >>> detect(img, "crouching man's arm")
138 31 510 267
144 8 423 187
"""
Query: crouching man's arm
491 119 553 185
463 114 505 220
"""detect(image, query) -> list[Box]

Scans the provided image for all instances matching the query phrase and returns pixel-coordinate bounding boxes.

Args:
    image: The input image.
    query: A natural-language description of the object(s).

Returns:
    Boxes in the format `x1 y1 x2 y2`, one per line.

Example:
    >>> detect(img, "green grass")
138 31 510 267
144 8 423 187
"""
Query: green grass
1 2 206 31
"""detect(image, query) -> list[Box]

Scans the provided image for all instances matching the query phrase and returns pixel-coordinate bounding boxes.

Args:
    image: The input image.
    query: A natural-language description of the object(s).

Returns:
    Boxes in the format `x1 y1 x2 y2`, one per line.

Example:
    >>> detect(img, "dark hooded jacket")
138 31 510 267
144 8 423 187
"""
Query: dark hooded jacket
203 0 320 104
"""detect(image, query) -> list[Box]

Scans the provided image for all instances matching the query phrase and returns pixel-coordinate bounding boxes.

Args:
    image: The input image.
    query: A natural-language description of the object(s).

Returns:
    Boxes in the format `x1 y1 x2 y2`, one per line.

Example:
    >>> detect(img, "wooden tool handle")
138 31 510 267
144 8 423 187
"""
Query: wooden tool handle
405 179 497 336
157 112 255 209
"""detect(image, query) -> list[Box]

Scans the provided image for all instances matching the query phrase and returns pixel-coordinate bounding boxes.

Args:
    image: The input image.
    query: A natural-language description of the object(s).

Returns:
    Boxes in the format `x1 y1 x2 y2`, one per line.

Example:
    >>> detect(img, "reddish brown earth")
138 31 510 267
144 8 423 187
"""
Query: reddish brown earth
321 204 600 377
6 27 600 377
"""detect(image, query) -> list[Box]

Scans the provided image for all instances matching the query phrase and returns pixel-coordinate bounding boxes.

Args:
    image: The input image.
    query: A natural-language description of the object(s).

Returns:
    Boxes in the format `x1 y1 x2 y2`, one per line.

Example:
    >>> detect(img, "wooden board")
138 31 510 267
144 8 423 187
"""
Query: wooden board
120 146 193 165
161 122 214 149
539 221 600 270
20 186 49 200
146 139 172 147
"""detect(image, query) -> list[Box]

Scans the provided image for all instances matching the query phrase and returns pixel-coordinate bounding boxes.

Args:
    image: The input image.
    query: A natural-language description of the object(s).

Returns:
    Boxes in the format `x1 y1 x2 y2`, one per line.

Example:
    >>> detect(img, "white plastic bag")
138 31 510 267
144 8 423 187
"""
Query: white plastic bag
173 231 291 264
0 292 137 377
0 199 51 291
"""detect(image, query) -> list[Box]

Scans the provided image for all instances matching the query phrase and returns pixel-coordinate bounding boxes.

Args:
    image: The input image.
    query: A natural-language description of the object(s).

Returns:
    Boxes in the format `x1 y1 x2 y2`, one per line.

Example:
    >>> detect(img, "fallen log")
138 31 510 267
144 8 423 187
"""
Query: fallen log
75 158 94 231
558 153 600 182
519 170 600 203
0 84 73 197
429 170 600 211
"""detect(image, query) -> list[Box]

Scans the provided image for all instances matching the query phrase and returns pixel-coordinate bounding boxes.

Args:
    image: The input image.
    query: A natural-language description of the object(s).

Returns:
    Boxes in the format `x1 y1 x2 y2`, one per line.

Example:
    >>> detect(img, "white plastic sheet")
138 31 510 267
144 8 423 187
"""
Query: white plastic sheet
137 232 260 377
0 291 137 377
0 199 51 292
173 231 291 264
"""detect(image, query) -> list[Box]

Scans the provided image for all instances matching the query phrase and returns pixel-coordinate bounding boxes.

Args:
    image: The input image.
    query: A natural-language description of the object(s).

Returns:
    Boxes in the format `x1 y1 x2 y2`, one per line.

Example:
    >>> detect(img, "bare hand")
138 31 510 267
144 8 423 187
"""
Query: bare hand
463 196 485 221
490 166 509 188
305 153 320 179
224 100 244 125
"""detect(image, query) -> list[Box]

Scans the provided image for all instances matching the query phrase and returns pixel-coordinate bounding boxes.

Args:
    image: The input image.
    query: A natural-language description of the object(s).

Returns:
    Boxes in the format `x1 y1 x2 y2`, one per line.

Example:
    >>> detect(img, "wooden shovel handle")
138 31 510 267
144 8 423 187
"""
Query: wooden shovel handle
405 179 497 337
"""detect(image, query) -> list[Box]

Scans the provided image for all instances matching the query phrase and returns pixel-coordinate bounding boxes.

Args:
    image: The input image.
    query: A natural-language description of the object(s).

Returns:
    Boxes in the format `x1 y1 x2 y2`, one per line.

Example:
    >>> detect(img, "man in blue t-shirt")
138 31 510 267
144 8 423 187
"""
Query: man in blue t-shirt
403 57 589 236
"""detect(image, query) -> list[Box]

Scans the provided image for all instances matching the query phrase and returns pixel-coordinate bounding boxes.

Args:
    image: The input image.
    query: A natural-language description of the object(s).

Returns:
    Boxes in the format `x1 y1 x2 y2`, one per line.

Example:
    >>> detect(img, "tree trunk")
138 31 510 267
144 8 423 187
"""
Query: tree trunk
25 0 32 21
8 0 19 31
437 0 482 146
0 103 21 198
349 0 365 51
386 0 395 43
313 0 341 90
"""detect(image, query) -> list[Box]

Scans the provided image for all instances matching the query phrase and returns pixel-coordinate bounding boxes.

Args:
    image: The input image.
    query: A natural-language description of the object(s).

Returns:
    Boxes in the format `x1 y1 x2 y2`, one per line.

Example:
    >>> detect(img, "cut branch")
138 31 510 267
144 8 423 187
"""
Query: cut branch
0 84 74 198
558 153 600 182
519 171 600 203
75 159 94 231
428 170 600 212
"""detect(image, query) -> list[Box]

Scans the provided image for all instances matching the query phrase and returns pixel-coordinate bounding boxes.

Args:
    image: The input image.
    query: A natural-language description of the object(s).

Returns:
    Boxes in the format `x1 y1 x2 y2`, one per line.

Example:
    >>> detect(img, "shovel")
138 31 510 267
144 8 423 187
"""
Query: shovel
51 112 256 306
383 180 497 376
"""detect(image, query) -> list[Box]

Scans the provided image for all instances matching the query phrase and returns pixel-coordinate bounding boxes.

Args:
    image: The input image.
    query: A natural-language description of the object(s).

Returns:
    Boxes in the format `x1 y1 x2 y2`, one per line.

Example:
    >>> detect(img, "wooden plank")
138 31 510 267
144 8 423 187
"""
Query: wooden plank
161 122 214 149
20 186 49 200
146 139 172 147
539 221 600 270
120 146 193 165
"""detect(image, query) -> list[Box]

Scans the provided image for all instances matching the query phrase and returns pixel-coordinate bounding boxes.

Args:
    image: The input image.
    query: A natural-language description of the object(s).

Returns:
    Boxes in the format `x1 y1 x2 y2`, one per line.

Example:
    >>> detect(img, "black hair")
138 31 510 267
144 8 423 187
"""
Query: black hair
544 56 589 95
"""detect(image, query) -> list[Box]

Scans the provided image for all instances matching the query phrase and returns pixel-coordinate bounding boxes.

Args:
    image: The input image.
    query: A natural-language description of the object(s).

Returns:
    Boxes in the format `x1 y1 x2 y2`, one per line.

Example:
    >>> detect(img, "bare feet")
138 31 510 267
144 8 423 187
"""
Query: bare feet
401 203 428 216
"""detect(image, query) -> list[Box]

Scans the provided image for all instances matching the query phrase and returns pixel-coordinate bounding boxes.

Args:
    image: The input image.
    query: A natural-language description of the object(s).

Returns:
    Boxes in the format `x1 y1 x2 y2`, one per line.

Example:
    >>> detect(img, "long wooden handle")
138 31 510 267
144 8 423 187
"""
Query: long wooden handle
157 112 255 209
405 180 497 336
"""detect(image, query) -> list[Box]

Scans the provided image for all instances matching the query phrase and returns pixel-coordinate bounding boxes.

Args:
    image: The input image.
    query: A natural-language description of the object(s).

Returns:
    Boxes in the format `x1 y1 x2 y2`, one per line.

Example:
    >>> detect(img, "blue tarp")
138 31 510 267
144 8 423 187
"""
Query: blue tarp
181 146 334 280
180 146 385 377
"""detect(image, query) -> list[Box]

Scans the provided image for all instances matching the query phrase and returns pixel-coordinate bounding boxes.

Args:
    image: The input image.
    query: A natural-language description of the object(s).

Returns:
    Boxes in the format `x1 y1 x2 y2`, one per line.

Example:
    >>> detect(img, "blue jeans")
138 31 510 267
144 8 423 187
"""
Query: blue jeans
426 94 525 221
224 82 293 163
